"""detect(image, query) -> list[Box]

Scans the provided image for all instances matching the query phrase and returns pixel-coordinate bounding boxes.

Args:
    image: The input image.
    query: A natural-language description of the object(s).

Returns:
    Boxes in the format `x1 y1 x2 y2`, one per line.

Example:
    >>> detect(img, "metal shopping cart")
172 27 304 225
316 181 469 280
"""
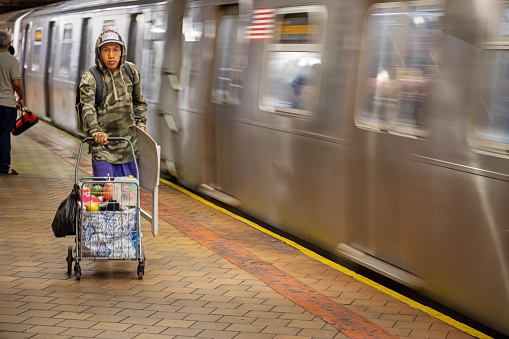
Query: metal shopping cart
67 137 145 280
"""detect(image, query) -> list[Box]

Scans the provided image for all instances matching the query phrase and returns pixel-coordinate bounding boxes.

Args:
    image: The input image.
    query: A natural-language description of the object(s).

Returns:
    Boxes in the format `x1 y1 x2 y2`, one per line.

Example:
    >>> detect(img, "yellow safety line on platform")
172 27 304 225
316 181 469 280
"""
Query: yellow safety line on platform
160 177 493 339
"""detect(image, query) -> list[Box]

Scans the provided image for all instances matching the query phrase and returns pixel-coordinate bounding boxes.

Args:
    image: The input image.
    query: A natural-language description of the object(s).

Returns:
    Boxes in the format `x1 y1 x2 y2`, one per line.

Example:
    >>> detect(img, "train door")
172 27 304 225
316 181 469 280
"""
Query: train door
20 24 29 94
44 21 55 120
127 13 144 65
345 2 443 283
24 24 46 117
77 18 90 133
77 18 90 80
207 5 244 197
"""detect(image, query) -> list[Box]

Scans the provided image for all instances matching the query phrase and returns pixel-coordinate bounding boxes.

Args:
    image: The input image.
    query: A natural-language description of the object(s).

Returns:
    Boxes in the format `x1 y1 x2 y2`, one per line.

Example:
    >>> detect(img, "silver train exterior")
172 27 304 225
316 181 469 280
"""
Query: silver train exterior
9 0 509 336
159 0 509 336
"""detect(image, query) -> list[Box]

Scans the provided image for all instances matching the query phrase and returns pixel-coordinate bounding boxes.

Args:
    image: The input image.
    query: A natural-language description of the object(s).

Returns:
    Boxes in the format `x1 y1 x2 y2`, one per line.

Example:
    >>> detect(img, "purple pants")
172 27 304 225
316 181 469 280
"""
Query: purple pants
92 160 138 179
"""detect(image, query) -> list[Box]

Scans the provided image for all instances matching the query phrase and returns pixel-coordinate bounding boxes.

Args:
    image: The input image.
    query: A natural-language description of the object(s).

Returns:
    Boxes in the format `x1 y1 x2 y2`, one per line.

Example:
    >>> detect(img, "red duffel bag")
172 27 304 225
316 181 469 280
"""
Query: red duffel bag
11 104 39 136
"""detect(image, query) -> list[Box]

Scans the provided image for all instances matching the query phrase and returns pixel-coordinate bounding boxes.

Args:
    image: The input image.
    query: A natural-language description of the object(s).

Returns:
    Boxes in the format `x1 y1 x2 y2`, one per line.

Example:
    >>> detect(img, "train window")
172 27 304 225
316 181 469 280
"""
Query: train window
474 51 509 148
356 3 443 137
471 5 509 153
59 24 72 74
264 52 320 111
31 28 43 72
127 15 139 63
180 14 204 107
260 6 326 116
103 21 116 31
211 11 247 105
141 15 167 102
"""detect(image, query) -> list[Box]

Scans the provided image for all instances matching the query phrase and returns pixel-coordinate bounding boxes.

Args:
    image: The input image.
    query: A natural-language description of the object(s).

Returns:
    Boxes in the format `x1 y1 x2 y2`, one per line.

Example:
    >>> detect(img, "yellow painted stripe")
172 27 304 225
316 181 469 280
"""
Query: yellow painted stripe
160 177 494 339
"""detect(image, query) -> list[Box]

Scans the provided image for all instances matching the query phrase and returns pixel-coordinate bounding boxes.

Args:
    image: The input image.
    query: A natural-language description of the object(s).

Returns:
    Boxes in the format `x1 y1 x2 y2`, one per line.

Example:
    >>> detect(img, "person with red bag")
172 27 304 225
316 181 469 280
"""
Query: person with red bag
0 30 24 176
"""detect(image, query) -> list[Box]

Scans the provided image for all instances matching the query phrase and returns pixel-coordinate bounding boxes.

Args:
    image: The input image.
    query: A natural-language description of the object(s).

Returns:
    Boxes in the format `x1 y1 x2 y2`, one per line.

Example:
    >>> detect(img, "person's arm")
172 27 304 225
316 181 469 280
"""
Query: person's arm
12 79 23 107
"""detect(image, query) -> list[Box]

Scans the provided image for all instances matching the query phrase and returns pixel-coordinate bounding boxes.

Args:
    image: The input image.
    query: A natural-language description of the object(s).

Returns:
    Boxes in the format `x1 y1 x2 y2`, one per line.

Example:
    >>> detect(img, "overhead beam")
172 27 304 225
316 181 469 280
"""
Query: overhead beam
0 0 61 15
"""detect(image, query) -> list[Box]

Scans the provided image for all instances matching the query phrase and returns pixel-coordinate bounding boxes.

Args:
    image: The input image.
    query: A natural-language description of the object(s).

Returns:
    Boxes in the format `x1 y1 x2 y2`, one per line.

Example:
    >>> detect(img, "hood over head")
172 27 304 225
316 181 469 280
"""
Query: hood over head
95 30 126 71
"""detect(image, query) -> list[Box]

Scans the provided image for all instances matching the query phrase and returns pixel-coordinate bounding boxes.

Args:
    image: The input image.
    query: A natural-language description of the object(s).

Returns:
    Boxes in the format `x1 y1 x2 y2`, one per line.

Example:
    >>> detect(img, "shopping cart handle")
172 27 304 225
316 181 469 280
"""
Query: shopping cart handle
81 136 132 142
76 137 139 182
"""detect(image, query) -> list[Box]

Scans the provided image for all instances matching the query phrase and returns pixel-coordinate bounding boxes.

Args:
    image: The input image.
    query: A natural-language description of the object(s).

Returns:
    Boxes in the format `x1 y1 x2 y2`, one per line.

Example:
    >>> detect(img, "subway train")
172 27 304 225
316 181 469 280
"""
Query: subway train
5 0 509 337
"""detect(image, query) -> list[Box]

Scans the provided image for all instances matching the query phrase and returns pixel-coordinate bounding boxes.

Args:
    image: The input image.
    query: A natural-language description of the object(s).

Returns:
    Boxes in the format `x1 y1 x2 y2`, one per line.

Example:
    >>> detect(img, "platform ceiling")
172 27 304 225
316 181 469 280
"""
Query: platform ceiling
0 0 62 14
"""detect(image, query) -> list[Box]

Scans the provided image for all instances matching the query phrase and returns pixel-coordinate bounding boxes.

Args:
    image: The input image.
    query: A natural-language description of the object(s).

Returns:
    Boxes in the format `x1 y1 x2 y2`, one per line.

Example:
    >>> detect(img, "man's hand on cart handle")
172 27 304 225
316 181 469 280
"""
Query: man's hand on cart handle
93 132 109 145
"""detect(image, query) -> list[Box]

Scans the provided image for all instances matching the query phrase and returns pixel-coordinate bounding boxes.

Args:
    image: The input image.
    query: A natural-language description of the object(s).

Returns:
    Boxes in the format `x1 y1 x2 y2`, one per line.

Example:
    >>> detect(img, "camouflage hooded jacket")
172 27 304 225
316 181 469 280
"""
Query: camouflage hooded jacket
79 31 147 165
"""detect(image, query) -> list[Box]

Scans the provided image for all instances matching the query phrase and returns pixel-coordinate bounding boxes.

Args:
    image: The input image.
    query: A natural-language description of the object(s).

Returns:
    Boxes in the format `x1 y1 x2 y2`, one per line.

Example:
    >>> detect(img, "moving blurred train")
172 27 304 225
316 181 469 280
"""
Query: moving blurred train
2 0 509 337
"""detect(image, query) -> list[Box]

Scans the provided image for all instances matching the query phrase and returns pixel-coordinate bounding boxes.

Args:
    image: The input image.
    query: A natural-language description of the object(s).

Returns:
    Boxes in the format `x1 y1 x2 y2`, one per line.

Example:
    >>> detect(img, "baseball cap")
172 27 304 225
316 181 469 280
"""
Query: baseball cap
98 30 124 47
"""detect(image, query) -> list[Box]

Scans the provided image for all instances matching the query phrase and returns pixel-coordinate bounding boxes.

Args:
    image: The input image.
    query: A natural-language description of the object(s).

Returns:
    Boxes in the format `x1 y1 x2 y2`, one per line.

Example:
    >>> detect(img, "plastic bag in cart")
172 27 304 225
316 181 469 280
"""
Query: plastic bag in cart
82 208 139 258
113 176 138 205
51 183 79 237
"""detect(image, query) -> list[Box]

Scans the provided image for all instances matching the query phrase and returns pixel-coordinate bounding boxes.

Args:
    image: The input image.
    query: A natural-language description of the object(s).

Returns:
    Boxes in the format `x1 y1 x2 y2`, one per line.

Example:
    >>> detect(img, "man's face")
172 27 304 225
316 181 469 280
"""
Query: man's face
101 42 121 71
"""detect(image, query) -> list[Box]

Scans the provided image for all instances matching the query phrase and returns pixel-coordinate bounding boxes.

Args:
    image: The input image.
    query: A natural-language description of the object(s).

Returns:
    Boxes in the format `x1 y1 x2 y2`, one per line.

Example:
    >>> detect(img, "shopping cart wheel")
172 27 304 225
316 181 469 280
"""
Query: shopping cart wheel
137 260 145 279
75 263 81 280
66 246 73 275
